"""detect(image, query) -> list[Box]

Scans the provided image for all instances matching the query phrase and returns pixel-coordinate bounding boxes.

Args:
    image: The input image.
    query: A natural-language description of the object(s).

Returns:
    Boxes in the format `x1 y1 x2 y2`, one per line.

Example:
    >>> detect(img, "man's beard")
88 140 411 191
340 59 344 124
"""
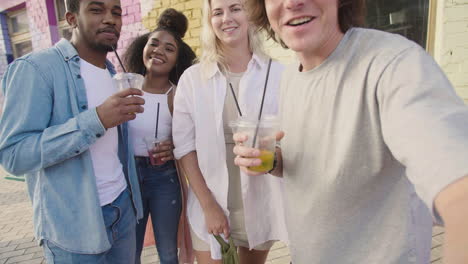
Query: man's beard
92 41 117 53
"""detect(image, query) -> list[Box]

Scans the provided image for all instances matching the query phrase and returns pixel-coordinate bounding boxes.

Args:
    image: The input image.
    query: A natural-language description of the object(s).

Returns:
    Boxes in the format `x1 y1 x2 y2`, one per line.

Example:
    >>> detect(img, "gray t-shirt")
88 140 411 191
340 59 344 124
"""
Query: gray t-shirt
279 28 468 263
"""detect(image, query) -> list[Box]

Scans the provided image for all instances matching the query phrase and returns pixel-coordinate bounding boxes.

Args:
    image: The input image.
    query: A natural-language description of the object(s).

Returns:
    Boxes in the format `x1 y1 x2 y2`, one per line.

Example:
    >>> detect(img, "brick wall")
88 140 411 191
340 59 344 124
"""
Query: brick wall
25 0 54 51
109 0 205 71
141 0 203 55
108 0 147 72
437 0 468 102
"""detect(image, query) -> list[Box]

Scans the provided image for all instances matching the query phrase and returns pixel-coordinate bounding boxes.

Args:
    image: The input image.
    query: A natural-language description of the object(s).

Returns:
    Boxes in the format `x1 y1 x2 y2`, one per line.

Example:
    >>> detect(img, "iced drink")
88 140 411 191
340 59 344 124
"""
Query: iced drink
113 73 145 114
249 149 275 172
144 137 166 166
230 115 278 173
147 150 165 166
113 73 145 91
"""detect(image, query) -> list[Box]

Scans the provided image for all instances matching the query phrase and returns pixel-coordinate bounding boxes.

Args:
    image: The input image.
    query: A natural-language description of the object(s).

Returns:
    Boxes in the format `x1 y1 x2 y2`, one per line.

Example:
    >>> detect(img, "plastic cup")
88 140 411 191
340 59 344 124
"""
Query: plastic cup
229 115 278 172
143 136 167 166
113 73 145 91
113 73 144 114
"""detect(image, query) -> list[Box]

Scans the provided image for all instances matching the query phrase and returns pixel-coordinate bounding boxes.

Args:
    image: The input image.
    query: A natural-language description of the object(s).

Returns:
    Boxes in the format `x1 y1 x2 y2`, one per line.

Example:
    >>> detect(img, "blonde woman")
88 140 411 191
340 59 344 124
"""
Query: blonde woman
172 0 288 263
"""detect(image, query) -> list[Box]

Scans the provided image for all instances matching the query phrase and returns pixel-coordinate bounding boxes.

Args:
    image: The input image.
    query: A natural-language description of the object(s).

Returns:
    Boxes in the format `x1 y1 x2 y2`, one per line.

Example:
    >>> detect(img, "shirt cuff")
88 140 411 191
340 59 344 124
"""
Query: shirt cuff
174 142 196 160
76 108 107 144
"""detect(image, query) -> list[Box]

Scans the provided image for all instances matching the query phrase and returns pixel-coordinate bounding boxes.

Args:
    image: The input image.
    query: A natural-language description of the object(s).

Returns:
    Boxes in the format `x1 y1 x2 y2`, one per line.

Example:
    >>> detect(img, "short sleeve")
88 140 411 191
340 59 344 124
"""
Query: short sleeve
377 46 468 224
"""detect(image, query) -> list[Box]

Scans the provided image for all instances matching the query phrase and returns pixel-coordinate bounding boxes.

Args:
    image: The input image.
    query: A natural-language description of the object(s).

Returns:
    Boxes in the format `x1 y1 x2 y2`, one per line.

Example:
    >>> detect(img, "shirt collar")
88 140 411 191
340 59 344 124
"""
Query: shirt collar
55 38 116 74
205 52 269 79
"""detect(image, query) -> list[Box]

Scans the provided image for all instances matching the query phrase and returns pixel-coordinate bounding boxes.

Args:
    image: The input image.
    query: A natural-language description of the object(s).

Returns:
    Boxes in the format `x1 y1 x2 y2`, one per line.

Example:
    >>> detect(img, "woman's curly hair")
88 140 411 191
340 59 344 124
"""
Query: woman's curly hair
123 8 196 84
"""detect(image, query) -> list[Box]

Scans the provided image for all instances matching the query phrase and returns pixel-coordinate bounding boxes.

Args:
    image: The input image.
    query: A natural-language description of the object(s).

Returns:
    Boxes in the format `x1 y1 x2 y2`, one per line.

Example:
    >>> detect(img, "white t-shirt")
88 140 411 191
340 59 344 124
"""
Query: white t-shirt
128 87 173 156
279 28 468 263
80 59 127 206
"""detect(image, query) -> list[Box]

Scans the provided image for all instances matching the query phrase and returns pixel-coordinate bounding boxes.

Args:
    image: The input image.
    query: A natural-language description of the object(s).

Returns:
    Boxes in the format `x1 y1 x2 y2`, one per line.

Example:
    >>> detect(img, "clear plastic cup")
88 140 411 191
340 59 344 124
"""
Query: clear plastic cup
229 115 278 172
114 73 144 114
113 73 145 91
143 136 167 166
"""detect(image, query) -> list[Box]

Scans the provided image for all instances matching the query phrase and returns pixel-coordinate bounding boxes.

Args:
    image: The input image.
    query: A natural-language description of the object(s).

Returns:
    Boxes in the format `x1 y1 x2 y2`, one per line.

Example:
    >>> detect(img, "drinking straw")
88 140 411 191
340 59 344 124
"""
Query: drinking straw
251 59 272 148
112 45 134 97
112 45 127 73
229 83 243 117
155 102 160 139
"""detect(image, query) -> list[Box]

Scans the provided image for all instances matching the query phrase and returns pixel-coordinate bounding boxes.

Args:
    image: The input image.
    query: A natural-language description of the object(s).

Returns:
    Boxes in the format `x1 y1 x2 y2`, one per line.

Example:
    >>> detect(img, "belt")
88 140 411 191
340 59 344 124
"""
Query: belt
134 156 152 166
134 156 175 167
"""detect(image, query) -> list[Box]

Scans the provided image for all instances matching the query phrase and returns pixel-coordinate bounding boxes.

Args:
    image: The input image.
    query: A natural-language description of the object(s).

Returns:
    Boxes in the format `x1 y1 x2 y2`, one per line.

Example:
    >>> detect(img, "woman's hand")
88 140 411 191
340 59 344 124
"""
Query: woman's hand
151 140 175 162
203 199 230 238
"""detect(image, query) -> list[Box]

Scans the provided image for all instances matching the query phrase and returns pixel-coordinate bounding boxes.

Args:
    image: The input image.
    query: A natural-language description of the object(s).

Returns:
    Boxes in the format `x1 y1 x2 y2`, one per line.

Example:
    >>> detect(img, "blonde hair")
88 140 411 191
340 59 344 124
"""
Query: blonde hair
200 0 266 76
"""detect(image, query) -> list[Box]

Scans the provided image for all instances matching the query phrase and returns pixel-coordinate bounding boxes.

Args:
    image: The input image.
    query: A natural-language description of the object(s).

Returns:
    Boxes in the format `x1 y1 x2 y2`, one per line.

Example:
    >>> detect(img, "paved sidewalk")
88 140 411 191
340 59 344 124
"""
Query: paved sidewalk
0 168 443 264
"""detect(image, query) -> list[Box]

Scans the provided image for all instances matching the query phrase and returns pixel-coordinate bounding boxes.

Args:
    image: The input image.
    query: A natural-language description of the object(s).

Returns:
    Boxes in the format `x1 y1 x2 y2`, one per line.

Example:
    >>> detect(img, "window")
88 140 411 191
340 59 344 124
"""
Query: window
13 41 33 57
55 0 72 40
7 9 32 58
8 10 29 34
55 0 66 21
366 0 431 49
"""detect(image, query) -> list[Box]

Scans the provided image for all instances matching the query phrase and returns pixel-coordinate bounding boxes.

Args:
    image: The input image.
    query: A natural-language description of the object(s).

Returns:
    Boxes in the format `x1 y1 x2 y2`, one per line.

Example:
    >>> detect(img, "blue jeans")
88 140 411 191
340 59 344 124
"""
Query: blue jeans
42 188 137 264
135 158 181 264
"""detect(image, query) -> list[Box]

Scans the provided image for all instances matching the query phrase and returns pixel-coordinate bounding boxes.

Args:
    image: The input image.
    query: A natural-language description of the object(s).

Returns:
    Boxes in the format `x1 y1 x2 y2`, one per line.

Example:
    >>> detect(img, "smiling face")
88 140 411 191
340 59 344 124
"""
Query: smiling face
265 0 342 58
210 0 250 48
68 0 122 52
142 30 178 76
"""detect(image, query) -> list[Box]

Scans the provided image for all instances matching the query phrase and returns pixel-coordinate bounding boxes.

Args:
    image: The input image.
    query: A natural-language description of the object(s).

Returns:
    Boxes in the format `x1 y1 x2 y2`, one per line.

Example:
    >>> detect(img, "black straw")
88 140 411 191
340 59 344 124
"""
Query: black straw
252 59 272 148
112 45 135 95
155 102 160 138
112 45 127 73
229 83 242 117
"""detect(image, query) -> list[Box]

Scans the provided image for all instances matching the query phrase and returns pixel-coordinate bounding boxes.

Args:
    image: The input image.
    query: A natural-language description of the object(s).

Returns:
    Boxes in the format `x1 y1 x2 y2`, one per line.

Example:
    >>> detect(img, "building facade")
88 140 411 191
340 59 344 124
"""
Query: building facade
0 0 467 102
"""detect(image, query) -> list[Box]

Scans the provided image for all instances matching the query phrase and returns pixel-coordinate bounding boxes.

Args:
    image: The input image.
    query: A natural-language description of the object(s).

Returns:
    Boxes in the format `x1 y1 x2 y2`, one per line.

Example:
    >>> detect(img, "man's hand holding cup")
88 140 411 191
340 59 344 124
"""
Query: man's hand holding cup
233 131 284 176
97 88 145 129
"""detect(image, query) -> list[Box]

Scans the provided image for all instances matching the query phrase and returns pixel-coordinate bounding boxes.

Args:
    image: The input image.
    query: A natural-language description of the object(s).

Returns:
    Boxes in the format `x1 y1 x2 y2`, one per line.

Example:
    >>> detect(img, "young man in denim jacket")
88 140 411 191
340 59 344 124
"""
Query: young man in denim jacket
0 0 144 263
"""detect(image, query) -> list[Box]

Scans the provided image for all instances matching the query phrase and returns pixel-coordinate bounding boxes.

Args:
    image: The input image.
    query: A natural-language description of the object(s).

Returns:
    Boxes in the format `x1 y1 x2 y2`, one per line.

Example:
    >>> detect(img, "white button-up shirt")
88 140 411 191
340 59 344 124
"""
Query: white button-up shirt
173 53 288 259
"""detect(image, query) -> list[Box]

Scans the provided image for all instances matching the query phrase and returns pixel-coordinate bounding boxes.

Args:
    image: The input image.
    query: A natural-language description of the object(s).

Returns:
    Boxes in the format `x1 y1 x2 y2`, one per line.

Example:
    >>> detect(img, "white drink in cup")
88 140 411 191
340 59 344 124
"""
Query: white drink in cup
113 73 145 114
230 115 278 172
113 73 145 91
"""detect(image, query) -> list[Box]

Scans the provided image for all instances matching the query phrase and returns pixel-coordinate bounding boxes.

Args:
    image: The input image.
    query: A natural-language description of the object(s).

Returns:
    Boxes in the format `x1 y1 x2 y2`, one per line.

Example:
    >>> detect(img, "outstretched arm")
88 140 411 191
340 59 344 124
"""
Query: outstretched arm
435 175 468 264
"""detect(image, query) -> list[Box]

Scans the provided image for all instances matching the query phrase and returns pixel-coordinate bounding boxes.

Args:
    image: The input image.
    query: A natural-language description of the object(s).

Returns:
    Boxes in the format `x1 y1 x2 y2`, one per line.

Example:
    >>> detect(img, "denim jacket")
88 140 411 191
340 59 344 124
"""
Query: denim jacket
0 39 143 254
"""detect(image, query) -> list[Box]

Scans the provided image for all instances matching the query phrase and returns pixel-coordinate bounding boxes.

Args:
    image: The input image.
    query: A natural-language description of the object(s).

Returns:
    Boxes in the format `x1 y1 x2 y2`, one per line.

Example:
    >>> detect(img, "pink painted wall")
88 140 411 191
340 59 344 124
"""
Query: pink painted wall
108 0 147 72
0 0 153 75
26 0 54 50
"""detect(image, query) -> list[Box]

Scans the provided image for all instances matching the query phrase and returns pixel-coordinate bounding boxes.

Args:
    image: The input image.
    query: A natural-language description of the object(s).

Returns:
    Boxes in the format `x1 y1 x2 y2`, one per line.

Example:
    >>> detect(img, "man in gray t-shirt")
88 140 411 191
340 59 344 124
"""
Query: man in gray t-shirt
234 0 468 263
